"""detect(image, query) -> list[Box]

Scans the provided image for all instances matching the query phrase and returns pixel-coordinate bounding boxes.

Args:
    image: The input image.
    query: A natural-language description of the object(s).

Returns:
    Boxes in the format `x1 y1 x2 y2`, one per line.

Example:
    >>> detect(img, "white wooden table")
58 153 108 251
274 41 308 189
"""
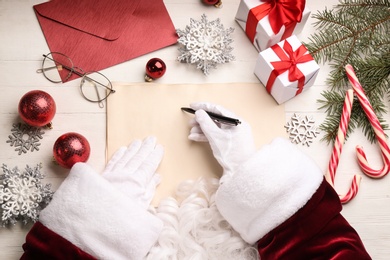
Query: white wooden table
1 0 389 259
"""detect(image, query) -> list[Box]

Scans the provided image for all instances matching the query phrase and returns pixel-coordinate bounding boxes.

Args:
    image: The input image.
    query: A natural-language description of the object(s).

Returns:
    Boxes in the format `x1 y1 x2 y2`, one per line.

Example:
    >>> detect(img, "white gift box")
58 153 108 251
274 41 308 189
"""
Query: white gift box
254 35 320 104
235 0 310 51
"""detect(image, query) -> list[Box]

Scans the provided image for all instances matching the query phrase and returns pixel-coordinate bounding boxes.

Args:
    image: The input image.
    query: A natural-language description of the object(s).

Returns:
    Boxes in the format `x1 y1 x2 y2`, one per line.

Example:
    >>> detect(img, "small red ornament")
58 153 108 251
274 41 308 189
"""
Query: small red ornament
18 90 56 128
202 0 222 7
53 132 91 169
145 58 166 82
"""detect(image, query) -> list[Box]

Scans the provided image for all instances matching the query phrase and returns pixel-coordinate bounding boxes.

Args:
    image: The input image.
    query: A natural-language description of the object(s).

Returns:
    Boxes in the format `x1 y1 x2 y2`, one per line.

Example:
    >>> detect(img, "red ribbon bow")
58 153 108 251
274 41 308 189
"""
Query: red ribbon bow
266 40 313 95
246 0 306 43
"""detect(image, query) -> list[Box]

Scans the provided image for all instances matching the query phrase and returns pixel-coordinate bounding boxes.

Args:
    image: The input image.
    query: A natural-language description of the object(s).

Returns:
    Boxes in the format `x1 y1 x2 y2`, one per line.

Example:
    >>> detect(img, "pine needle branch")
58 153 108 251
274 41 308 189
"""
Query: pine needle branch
304 0 390 143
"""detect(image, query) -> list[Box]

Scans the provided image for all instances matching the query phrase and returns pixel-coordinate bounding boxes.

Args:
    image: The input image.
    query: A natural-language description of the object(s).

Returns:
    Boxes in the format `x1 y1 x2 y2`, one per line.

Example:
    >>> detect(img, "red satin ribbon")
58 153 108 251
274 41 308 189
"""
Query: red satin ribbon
246 0 305 43
265 40 313 95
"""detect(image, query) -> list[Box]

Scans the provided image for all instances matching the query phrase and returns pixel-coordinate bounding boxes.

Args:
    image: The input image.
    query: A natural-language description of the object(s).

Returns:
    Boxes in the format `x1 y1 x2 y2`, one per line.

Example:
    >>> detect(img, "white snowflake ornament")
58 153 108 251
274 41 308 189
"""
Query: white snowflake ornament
0 164 53 226
176 14 234 75
285 113 320 147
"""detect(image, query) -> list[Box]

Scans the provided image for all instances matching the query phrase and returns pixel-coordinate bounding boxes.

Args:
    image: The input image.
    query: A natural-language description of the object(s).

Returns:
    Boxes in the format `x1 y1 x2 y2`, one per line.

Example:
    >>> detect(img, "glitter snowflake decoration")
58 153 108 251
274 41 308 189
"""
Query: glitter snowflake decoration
6 123 45 155
0 164 53 226
176 14 235 75
285 113 320 147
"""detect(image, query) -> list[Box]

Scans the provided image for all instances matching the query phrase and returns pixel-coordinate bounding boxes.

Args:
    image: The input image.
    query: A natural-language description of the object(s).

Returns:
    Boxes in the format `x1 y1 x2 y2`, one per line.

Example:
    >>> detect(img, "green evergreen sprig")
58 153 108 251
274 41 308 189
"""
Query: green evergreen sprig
304 0 390 144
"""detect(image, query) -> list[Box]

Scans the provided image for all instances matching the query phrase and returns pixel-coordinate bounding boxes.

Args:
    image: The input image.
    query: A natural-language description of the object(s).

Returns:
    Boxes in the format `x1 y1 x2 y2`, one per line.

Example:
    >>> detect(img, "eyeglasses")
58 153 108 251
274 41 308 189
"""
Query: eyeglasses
37 52 115 108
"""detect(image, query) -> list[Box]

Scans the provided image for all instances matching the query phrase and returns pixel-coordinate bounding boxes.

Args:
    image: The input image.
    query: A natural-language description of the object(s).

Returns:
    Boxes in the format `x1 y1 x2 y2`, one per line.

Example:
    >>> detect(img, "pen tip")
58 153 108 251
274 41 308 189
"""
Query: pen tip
181 107 195 114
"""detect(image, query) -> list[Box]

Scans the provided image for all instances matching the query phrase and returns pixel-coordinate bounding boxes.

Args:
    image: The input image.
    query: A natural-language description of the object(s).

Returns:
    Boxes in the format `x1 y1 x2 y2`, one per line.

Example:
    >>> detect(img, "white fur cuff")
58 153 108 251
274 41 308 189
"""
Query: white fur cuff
39 163 163 260
215 138 323 244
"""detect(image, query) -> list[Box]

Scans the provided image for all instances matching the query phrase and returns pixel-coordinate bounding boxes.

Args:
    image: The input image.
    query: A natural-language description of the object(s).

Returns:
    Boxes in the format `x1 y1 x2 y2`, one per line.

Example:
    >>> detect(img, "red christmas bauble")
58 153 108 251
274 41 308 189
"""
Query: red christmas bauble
145 58 166 82
202 0 222 7
53 132 91 169
18 90 56 127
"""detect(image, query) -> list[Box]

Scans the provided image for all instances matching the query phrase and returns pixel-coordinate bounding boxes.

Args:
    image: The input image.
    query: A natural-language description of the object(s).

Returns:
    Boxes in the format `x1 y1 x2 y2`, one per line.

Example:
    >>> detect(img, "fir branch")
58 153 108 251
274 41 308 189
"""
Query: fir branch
305 0 390 143
338 0 390 9
319 94 388 144
317 90 346 115
318 91 358 144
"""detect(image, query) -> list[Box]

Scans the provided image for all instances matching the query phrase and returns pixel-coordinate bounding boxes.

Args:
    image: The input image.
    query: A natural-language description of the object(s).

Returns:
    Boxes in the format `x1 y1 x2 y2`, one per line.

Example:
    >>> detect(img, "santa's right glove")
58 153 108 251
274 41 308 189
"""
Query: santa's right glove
188 102 256 183
21 137 164 260
189 103 371 259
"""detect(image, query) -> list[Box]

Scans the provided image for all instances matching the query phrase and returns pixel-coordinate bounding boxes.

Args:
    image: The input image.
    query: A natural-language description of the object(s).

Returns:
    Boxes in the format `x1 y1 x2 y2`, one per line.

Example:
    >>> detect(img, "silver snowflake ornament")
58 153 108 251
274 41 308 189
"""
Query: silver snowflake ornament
0 164 53 226
285 113 320 147
6 123 45 155
176 14 234 75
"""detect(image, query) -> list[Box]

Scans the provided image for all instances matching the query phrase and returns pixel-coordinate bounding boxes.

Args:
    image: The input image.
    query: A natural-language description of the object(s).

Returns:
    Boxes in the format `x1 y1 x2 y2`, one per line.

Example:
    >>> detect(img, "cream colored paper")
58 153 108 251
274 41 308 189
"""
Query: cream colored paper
107 83 286 205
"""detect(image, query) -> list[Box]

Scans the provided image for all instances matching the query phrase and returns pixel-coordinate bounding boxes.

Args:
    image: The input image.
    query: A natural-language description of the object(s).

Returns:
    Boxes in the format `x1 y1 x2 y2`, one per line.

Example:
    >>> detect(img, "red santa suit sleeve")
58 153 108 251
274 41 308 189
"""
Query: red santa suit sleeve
214 138 371 259
21 163 163 260
22 221 96 259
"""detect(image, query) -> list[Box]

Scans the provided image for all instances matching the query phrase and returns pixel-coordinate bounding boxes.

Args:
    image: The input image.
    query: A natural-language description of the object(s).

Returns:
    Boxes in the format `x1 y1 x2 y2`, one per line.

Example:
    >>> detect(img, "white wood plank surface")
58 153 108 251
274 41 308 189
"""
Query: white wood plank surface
0 0 389 259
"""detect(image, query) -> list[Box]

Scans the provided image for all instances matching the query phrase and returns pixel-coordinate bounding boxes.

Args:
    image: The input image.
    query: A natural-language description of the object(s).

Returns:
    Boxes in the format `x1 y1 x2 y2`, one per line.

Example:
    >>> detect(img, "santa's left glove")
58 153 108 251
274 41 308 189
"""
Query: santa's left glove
21 137 164 260
102 136 163 209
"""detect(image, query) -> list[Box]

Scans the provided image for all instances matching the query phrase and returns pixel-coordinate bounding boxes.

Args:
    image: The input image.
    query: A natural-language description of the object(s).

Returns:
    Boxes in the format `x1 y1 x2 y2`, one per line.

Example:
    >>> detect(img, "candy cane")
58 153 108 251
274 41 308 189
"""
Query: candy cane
325 89 361 203
339 175 361 204
345 64 390 178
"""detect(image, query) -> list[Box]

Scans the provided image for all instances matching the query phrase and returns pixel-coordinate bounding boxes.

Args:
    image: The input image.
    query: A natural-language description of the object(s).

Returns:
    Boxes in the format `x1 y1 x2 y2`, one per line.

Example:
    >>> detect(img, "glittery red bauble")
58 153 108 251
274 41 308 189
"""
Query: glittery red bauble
202 0 221 6
18 90 56 127
145 58 166 81
53 132 91 169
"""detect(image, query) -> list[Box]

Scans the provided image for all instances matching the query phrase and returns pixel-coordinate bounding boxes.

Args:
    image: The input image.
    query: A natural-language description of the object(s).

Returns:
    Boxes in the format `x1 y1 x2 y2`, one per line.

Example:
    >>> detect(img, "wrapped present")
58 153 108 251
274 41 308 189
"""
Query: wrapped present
235 0 310 51
254 35 320 104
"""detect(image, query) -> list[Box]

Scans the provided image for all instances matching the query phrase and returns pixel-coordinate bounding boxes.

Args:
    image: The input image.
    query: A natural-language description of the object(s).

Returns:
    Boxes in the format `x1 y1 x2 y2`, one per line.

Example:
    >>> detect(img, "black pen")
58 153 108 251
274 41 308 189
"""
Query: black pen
181 107 241 126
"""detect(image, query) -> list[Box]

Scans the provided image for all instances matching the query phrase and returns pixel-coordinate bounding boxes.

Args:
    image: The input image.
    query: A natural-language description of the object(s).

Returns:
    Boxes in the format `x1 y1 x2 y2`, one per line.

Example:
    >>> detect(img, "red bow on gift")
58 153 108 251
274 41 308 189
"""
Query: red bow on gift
266 40 313 94
246 0 306 43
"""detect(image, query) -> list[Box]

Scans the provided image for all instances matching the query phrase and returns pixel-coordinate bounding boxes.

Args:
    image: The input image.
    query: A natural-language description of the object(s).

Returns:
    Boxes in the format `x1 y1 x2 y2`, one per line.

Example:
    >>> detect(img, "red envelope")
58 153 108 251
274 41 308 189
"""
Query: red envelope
34 0 178 81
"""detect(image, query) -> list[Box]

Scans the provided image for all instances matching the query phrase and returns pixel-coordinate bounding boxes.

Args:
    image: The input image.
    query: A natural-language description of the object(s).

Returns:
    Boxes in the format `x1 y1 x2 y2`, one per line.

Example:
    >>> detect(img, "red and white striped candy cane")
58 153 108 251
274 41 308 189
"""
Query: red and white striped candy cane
345 64 390 178
325 89 361 203
339 175 361 204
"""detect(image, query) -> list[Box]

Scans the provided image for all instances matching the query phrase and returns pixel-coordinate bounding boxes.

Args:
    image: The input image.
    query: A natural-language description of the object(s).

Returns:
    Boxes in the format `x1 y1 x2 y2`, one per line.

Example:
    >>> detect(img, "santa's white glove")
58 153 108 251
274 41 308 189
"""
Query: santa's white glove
102 136 163 209
188 102 256 180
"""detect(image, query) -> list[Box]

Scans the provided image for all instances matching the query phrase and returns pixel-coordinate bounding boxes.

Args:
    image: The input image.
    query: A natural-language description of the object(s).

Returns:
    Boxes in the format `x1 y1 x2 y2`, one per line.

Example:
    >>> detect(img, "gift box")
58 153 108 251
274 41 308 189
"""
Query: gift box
235 0 310 51
254 35 320 104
